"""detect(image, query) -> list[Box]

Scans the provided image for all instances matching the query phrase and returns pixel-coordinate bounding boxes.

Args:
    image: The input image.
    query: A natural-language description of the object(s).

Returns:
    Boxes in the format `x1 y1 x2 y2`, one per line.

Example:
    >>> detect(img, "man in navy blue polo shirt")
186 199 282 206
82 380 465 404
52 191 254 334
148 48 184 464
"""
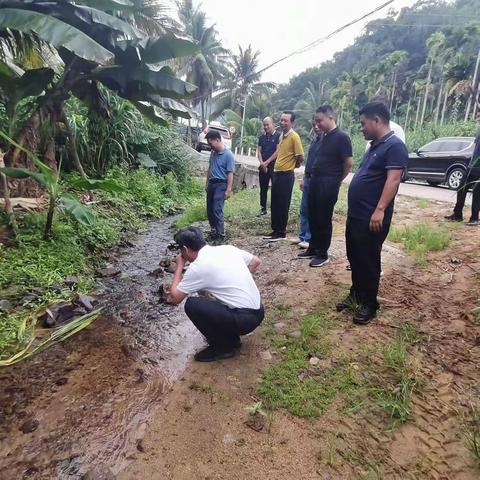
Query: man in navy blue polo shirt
257 117 280 216
205 130 235 242
338 102 408 325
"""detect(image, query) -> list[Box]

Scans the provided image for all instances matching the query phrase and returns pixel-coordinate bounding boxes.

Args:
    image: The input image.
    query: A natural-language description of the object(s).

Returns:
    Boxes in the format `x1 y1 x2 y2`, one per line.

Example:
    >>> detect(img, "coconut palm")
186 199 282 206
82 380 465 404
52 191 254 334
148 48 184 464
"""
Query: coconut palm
176 0 230 127
212 45 275 119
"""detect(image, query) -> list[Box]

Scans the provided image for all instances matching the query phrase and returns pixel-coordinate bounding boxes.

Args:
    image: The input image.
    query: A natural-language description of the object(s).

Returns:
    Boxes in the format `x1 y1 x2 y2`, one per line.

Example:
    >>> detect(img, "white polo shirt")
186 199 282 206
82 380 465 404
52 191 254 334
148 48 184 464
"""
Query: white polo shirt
177 245 261 309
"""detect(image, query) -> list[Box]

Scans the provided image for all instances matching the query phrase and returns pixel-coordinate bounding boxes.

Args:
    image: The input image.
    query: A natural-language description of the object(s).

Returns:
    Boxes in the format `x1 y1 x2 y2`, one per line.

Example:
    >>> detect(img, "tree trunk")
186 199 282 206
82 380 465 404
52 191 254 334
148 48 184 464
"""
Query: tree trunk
44 195 55 240
390 70 397 111
404 95 412 131
201 100 206 130
0 154 17 239
441 86 449 126
60 111 86 178
420 58 434 125
434 82 443 126
414 94 422 129
472 80 480 120
466 47 480 121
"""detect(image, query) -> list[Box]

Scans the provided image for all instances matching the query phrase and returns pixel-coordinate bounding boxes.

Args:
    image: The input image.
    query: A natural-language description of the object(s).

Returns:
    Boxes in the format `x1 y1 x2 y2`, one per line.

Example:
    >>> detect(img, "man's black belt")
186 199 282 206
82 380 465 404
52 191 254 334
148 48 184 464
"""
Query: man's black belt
209 178 227 184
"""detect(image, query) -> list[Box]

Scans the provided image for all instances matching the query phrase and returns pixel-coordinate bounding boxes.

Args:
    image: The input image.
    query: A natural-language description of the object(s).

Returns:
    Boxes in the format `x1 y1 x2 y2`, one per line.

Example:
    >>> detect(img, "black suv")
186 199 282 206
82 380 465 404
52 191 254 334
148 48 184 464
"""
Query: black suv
406 137 475 189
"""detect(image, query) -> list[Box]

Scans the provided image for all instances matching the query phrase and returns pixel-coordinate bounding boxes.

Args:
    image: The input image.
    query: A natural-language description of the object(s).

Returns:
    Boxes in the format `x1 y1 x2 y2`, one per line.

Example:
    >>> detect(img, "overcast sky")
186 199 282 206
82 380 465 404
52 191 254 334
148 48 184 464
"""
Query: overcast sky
196 0 418 83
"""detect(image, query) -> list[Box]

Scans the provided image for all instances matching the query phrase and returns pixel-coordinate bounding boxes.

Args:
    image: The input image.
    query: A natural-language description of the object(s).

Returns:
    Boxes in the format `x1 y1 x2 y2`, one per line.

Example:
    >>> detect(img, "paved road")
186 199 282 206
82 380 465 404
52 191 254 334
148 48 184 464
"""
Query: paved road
233 154 471 205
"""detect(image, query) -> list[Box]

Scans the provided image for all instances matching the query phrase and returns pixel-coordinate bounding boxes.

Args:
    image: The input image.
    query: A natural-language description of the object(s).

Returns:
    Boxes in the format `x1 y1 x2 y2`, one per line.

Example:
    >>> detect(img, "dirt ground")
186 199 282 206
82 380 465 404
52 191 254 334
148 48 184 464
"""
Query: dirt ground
1 195 479 480
119 196 480 480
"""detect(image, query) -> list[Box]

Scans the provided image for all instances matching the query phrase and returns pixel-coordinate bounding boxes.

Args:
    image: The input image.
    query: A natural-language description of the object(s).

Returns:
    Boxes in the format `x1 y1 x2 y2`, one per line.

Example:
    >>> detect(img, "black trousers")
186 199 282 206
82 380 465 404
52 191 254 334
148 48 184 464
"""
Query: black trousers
206 180 227 236
184 297 264 351
270 171 295 235
259 162 275 210
346 217 390 309
308 175 341 257
454 173 480 221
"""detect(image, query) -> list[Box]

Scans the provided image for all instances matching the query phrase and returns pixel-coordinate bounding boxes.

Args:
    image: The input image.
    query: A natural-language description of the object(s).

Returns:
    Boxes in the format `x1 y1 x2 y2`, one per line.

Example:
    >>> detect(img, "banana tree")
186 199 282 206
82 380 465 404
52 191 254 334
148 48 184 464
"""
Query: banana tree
0 130 124 240
0 0 198 194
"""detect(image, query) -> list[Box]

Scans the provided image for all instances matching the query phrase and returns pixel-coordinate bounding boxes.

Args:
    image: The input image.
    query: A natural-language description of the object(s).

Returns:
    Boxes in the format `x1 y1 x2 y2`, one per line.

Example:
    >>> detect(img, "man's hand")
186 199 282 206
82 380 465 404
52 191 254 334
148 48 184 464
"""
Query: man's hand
224 188 232 199
299 179 304 191
260 162 268 173
175 253 185 269
369 208 385 232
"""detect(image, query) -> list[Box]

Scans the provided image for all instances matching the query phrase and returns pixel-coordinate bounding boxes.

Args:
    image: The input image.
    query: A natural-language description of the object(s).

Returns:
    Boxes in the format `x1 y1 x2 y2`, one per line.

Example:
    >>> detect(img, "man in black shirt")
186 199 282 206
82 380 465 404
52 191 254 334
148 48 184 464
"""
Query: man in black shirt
257 117 280 216
339 102 408 325
445 115 480 226
298 105 353 267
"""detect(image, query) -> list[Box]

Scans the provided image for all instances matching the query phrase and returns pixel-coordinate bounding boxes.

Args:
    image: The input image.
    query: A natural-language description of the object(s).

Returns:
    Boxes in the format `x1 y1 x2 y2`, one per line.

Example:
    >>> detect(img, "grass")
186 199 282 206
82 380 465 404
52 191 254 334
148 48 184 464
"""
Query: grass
464 405 480 470
364 324 423 428
175 180 348 234
389 223 450 265
0 167 202 361
417 198 430 209
259 310 362 419
189 382 215 394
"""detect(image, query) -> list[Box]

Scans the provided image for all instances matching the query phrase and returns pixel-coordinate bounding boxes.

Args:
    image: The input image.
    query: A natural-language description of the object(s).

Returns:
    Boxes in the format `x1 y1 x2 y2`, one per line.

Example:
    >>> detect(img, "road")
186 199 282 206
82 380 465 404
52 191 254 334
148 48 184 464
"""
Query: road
233 154 471 205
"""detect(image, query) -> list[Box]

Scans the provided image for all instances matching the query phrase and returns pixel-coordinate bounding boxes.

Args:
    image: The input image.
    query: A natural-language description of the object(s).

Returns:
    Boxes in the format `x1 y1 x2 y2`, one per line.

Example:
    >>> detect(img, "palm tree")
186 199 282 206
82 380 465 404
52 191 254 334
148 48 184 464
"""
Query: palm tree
176 0 230 127
224 109 262 149
212 45 275 120
294 80 327 134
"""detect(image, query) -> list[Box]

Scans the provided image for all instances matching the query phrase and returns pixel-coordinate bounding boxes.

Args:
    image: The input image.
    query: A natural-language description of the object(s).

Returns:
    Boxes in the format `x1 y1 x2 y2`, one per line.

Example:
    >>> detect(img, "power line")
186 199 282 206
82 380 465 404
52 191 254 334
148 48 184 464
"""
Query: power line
254 0 395 78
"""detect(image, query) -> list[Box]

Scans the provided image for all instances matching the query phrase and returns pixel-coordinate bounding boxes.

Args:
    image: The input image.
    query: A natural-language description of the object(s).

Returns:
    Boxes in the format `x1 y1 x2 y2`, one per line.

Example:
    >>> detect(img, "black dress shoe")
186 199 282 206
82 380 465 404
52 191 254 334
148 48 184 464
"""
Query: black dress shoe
353 305 377 325
444 213 463 222
298 249 315 259
194 346 236 362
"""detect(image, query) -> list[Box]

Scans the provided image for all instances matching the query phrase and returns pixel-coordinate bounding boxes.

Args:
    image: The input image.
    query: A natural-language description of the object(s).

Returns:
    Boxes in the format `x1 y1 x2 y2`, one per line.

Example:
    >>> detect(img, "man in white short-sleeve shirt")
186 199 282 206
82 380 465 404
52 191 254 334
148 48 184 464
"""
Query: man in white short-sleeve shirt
166 226 264 362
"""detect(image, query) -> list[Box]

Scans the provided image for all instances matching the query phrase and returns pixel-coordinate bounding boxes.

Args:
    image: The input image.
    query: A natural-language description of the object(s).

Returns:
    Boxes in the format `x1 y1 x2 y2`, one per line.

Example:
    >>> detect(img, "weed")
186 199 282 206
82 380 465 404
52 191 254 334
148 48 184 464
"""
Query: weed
463 404 480 469
189 382 215 394
389 223 450 265
259 311 361 419
416 198 430 209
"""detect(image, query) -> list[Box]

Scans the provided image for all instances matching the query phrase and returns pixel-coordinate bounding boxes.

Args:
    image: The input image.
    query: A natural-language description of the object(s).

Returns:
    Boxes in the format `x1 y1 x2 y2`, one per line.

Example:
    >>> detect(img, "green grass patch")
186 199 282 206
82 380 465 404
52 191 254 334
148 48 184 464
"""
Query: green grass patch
389 223 450 264
0 167 203 361
176 180 348 234
416 198 430 209
463 405 480 470
259 311 361 419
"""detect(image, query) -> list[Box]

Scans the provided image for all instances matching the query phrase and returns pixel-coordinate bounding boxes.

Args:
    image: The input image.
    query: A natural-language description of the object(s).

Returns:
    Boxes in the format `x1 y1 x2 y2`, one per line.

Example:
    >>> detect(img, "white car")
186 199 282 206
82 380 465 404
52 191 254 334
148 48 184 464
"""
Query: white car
196 122 232 151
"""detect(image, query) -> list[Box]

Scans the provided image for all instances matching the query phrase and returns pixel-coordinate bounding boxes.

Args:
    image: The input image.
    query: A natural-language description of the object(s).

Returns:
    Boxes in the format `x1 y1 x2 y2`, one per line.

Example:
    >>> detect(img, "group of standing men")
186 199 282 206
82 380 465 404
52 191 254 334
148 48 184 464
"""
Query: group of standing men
257 102 408 324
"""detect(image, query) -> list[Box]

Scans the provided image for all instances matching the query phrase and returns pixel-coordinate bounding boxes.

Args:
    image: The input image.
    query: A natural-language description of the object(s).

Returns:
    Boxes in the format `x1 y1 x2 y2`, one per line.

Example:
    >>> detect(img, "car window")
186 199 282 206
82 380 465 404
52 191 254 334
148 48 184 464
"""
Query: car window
444 140 472 152
419 141 443 153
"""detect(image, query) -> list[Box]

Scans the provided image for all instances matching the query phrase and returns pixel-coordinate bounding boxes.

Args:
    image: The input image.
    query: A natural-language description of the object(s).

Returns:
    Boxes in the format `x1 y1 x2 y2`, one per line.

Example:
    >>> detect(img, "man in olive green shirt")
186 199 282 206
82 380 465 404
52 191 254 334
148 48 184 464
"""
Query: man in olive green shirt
263 111 304 241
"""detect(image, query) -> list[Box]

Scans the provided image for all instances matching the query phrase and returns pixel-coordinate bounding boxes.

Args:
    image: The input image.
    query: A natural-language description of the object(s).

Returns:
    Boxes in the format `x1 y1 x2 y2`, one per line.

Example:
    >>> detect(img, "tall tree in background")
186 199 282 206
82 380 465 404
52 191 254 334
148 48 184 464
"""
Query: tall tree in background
176 0 229 127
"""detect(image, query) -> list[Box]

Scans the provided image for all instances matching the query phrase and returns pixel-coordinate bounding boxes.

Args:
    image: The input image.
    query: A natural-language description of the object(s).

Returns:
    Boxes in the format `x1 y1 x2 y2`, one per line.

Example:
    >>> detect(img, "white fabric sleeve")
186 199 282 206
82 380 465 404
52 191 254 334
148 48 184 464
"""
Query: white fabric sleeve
237 248 254 266
177 264 206 295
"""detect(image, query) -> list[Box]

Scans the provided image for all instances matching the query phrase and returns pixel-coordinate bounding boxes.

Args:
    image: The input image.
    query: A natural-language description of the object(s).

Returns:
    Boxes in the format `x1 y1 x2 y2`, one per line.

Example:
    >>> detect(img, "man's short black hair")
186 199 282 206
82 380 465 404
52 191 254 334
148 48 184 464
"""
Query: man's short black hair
205 130 222 142
282 110 296 122
359 102 391 124
174 226 207 251
315 105 335 117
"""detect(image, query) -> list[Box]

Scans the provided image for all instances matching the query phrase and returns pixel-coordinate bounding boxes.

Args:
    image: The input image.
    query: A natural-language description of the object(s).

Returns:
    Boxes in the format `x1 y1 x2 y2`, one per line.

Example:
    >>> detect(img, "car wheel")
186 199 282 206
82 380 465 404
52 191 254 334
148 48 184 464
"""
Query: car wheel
427 180 441 187
446 168 465 190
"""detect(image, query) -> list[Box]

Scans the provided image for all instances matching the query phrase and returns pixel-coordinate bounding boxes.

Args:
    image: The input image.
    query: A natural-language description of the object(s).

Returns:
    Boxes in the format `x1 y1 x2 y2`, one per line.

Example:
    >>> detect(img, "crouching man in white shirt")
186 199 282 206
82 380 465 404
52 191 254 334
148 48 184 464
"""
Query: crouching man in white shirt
166 226 264 362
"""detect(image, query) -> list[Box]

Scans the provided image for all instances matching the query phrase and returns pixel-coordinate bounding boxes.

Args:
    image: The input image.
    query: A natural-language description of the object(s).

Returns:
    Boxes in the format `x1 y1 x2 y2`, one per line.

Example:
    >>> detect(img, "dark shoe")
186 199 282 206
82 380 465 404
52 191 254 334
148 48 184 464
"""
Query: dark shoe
298 249 316 259
194 346 236 362
444 213 463 222
466 219 479 226
336 295 355 312
262 232 276 239
309 256 330 268
353 305 377 325
257 209 267 217
268 233 286 242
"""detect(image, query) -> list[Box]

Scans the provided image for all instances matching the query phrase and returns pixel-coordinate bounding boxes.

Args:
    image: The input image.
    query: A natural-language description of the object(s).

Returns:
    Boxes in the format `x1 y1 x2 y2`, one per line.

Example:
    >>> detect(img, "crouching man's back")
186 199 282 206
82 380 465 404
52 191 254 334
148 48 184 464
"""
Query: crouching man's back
166 226 264 362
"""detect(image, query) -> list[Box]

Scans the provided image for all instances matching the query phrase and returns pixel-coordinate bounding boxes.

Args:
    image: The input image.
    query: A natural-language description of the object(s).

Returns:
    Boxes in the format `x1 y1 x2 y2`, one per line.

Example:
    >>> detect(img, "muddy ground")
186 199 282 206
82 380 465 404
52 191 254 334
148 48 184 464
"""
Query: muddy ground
1 195 479 480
